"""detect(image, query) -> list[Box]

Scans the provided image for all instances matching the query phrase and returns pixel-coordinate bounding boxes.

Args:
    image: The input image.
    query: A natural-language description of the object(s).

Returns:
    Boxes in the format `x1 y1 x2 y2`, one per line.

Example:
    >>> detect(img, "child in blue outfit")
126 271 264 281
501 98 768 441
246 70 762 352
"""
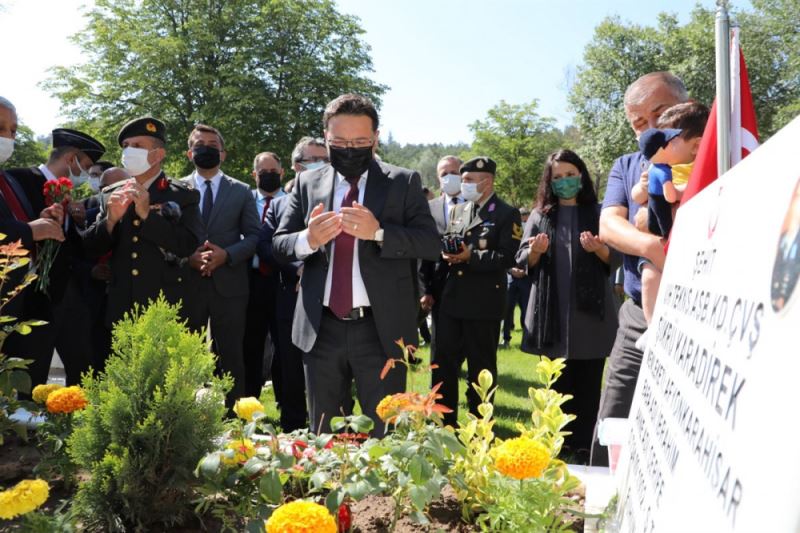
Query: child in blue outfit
638 128 682 237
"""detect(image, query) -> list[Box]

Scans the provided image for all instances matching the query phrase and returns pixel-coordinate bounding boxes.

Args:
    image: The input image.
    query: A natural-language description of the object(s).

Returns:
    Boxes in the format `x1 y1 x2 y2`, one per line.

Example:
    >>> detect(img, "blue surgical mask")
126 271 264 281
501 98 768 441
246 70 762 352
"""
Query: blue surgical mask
302 160 326 171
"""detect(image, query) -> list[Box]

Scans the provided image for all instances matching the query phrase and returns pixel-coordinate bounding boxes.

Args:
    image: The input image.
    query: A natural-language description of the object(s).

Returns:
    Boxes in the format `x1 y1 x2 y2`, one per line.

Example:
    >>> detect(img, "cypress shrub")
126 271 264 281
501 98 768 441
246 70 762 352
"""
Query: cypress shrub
68 296 231 531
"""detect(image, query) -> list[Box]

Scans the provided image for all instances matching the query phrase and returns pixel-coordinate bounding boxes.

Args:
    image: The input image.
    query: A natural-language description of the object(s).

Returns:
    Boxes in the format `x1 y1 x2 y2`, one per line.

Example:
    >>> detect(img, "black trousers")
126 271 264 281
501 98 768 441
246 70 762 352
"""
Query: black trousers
304 309 405 438
188 277 248 406
276 316 308 432
7 280 93 395
503 278 531 341
242 269 280 399
557 358 606 457
433 309 500 426
590 299 647 466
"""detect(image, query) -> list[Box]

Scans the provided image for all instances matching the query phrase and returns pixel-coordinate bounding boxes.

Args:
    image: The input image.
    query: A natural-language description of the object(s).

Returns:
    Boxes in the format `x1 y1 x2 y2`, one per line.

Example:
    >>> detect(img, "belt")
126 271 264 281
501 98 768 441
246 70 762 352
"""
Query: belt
325 306 372 321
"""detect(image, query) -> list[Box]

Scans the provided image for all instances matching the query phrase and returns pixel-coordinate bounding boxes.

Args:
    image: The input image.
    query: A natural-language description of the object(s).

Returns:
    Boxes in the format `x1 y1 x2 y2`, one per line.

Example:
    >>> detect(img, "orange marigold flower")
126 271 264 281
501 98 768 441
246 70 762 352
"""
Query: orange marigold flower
265 500 337 533
375 394 410 423
45 385 88 414
493 437 550 480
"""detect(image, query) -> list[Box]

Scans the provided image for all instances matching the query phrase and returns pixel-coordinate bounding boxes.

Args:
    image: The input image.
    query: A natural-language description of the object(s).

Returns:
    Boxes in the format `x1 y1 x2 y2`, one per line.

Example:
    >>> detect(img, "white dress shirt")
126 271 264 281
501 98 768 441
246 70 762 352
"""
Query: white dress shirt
295 170 370 307
443 193 464 226
194 170 223 207
38 164 57 182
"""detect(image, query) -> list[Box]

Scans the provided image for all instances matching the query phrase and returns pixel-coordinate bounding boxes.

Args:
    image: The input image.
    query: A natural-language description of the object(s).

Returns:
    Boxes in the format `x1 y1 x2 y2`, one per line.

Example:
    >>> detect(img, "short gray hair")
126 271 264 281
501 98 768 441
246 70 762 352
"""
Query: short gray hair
291 136 326 164
0 96 16 114
623 72 688 108
437 155 462 167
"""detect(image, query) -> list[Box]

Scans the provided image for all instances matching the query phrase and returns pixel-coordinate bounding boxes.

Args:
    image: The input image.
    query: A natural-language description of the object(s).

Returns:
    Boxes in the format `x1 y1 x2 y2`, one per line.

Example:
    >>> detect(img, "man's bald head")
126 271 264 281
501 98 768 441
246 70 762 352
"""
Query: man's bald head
100 167 130 189
623 72 689 138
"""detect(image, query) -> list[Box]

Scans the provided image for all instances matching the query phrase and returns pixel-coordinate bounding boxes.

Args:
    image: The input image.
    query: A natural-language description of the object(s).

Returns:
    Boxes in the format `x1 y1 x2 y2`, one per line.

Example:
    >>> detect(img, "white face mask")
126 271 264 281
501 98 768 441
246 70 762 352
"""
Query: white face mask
439 173 461 196
122 146 153 176
89 177 101 192
460 181 484 203
68 157 90 186
0 137 14 164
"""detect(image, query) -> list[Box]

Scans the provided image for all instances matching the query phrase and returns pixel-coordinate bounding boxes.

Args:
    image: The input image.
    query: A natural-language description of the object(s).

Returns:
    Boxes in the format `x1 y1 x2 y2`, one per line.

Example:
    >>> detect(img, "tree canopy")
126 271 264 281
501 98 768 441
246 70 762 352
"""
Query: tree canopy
43 0 385 181
568 1 800 182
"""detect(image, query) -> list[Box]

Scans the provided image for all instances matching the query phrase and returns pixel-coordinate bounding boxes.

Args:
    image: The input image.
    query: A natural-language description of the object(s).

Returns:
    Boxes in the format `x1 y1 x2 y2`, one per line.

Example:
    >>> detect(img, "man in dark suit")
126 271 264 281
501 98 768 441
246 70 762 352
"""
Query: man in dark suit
433 156 522 425
273 94 440 436
6 125 106 389
258 190 307 432
0 97 65 321
181 124 260 404
243 151 286 399
83 117 203 330
419 156 464 353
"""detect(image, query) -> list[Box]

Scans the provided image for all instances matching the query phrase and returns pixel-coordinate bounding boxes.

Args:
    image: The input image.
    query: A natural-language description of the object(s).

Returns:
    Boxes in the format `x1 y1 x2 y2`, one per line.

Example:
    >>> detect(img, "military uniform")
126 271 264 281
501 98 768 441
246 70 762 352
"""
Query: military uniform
433 157 522 424
82 117 203 327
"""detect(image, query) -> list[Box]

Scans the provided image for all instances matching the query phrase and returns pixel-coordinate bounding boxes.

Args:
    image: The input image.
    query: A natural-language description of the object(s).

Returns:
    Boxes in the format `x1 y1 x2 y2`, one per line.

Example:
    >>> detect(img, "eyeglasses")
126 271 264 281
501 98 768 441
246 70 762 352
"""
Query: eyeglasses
299 156 330 164
326 136 374 149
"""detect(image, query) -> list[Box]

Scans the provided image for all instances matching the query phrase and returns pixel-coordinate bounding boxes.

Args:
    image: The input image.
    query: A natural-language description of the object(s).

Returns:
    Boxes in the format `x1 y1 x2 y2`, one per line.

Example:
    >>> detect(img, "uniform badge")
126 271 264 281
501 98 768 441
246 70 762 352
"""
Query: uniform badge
479 238 488 250
488 202 496 212
512 222 523 240
476 159 484 169
146 122 157 133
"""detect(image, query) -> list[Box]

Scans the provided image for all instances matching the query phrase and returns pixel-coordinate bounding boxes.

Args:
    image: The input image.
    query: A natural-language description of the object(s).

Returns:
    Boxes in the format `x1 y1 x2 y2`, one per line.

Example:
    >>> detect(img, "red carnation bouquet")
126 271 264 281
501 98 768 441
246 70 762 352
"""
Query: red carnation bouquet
35 177 73 292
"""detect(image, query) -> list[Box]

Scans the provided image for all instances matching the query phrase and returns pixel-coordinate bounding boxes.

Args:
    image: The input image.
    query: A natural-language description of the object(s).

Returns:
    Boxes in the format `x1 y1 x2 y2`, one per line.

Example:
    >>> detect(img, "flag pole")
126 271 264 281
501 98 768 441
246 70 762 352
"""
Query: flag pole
715 0 731 174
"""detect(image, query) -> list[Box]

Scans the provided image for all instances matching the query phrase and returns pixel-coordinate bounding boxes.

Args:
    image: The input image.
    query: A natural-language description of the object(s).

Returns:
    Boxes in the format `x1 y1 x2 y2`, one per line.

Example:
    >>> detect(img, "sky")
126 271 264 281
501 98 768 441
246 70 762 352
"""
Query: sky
1 0 740 145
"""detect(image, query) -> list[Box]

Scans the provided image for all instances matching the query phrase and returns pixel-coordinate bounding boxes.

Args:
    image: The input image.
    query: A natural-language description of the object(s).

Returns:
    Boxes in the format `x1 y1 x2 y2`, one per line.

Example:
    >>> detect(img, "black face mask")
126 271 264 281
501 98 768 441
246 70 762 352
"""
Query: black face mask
258 171 281 193
192 145 221 170
329 145 373 179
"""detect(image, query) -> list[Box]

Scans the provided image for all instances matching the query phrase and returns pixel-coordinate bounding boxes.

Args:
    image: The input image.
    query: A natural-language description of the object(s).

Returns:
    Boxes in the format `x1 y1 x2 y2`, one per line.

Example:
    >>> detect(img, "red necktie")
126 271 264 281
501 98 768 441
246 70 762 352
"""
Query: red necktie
328 177 360 318
258 195 273 275
0 172 30 222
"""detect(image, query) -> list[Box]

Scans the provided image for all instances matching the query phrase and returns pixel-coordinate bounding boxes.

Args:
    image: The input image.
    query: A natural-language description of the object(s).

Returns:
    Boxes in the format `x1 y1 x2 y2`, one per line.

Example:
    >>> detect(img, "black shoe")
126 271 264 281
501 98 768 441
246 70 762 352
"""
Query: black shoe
500 340 510 349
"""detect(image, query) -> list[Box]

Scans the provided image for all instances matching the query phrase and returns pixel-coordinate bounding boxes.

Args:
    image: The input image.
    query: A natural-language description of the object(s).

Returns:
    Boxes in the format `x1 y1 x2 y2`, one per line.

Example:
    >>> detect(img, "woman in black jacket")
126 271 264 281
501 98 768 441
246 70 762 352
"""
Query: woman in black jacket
516 149 618 463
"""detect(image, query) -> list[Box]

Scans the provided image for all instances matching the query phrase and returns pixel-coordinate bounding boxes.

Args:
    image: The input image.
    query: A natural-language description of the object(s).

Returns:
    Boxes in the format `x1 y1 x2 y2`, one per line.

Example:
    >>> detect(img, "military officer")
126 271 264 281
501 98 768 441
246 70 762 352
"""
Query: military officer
432 156 522 425
83 117 203 331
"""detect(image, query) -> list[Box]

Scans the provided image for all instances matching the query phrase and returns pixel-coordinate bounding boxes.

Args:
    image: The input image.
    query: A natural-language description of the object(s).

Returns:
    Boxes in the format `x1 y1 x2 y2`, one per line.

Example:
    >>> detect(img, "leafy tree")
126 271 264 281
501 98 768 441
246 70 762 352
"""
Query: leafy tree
43 0 385 181
464 100 567 208
568 2 800 184
5 125 48 169
379 135 470 191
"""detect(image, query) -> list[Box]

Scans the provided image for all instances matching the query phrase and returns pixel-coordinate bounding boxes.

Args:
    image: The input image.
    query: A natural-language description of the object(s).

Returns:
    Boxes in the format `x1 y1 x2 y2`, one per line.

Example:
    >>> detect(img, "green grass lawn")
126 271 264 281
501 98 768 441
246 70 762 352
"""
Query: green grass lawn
260 309 545 440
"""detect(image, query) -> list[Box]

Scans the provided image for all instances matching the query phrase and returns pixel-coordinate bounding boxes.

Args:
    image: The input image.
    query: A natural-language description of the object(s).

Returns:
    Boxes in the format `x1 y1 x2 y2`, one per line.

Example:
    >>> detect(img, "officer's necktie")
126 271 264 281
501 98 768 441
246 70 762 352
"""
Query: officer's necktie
202 180 213 224
328 176 360 319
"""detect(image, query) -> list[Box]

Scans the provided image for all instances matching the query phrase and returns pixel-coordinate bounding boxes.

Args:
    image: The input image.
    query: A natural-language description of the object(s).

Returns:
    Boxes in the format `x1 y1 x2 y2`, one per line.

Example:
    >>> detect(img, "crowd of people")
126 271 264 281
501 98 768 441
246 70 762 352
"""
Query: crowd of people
0 69 707 465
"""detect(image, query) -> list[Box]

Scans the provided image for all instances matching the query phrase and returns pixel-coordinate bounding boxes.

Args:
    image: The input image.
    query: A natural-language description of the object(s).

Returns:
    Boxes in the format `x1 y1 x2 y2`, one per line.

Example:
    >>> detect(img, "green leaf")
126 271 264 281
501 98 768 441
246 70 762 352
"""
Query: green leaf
409 485 428 511
197 453 221 477
325 487 345 515
259 470 282 504
245 518 265 533
344 479 372 500
242 457 266 477
9 370 31 394
330 417 347 432
309 471 328 491
350 414 374 434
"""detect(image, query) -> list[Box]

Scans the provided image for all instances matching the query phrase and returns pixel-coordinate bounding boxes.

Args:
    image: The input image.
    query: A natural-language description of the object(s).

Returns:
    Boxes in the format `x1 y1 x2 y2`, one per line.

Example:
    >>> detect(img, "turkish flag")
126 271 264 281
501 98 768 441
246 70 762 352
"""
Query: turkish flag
680 33 759 207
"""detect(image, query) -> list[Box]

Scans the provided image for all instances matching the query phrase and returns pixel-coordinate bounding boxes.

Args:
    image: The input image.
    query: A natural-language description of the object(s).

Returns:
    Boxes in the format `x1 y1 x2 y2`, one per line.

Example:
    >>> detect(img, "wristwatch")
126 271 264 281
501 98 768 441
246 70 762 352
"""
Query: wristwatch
373 228 384 242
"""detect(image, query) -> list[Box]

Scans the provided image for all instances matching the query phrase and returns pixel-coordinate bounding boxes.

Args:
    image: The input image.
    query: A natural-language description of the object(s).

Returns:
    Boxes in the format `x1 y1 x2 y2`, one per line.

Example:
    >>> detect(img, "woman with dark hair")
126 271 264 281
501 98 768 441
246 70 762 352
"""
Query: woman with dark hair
516 149 618 463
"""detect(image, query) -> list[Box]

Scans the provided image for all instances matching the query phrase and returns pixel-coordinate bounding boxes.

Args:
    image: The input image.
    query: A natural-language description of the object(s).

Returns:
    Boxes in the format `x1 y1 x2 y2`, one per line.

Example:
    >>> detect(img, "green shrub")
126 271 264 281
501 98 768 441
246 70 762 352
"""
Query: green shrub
68 296 231 531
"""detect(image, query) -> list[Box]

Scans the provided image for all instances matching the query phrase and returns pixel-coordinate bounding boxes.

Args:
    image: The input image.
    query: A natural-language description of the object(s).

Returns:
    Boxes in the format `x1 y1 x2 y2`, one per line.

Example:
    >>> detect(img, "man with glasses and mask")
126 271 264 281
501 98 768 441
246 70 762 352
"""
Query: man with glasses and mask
273 93 440 437
83 116 203 331
181 124 259 405
6 127 106 390
243 151 286 399
432 156 522 425
291 136 329 174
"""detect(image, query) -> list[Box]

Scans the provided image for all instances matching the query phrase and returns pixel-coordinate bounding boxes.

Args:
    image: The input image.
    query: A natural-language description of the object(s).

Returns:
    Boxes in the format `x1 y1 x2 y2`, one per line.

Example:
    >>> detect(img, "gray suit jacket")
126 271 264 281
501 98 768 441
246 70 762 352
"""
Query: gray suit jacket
429 195 448 235
273 160 440 358
182 173 260 297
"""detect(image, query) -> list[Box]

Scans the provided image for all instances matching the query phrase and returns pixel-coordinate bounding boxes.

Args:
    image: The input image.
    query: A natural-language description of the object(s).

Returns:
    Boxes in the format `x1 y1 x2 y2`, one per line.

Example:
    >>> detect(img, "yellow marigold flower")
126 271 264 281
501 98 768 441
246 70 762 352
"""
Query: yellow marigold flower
233 397 265 422
222 438 257 465
0 479 49 519
493 437 550 480
45 385 88 414
375 394 409 423
265 500 337 533
32 383 63 404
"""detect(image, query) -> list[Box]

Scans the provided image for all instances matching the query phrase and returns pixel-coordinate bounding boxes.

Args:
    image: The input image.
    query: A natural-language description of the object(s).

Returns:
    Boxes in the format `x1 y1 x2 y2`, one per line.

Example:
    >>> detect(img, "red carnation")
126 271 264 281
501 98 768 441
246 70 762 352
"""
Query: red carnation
157 176 169 191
